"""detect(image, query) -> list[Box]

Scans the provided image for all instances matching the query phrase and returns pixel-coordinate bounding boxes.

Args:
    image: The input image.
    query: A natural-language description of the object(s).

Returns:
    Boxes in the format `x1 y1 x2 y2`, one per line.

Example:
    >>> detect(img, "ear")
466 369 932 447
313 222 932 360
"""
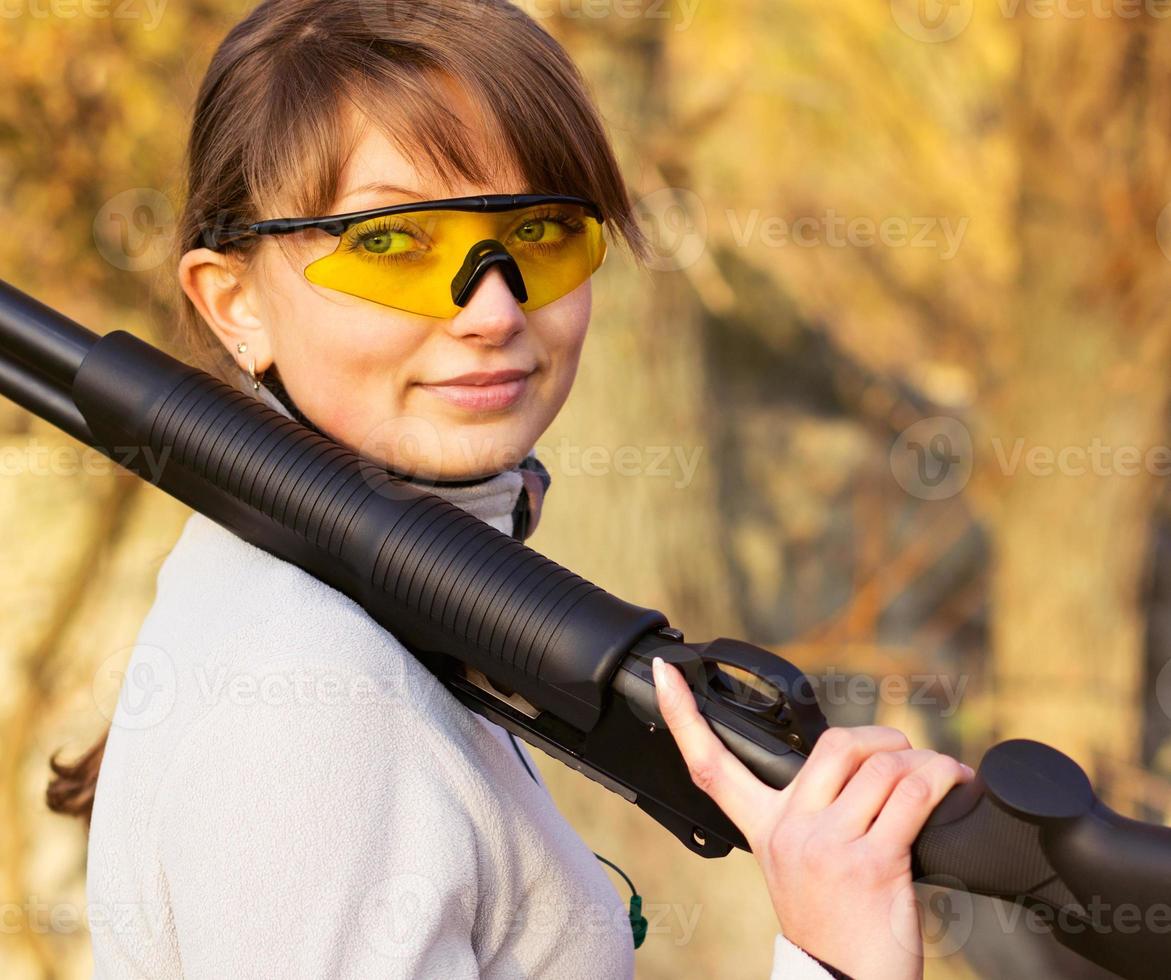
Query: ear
178 247 274 372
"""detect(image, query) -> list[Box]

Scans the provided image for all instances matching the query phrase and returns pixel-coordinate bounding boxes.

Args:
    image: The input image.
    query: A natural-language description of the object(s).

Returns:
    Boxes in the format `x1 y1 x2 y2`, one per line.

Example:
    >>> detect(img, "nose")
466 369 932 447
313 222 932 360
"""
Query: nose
448 265 526 346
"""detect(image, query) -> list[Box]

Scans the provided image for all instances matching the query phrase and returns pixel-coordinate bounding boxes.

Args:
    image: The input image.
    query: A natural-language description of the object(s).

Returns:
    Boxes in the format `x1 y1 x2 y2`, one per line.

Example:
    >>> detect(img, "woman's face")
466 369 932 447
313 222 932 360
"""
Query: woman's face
181 109 592 481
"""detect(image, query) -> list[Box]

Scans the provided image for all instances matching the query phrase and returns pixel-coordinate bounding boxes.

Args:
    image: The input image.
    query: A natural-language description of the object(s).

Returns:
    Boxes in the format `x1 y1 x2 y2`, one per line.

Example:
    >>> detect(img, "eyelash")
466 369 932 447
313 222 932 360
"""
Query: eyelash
341 219 429 265
339 208 587 264
512 209 587 253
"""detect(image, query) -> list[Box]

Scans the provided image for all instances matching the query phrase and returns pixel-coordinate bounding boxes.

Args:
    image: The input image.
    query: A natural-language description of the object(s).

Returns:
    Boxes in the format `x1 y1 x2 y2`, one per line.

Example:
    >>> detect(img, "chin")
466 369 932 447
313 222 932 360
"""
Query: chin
439 419 532 479
350 400 540 481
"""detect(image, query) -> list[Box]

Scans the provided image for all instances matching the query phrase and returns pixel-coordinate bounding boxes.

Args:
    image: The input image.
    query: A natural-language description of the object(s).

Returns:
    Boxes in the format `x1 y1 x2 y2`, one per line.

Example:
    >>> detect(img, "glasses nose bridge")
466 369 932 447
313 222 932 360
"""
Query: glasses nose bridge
450 232 529 309
462 263 525 309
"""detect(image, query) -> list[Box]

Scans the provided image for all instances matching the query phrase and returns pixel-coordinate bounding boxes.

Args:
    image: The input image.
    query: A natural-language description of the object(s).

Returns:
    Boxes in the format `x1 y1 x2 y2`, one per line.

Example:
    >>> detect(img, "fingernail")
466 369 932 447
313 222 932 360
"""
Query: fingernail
651 656 664 683
961 763 975 777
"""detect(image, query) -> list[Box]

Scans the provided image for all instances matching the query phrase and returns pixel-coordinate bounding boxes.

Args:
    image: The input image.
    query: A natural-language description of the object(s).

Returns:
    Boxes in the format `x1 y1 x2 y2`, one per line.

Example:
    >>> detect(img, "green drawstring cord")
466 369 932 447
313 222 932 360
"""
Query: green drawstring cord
591 852 648 949
508 731 648 950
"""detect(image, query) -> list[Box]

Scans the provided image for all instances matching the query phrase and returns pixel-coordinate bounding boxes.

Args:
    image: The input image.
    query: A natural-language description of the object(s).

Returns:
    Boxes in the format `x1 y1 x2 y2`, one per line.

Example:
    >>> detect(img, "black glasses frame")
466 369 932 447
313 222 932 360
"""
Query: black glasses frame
204 193 606 251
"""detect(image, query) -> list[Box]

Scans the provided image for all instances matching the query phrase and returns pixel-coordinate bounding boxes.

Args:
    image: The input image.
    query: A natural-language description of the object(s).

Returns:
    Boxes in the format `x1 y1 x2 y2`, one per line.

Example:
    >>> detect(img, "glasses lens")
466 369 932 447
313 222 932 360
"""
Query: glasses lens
303 203 606 317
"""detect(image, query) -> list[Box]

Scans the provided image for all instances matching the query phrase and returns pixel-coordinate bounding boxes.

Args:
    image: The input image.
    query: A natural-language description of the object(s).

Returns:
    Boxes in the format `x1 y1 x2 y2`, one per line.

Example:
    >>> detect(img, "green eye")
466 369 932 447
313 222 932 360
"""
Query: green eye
344 219 423 259
363 232 394 254
514 217 573 247
359 229 418 254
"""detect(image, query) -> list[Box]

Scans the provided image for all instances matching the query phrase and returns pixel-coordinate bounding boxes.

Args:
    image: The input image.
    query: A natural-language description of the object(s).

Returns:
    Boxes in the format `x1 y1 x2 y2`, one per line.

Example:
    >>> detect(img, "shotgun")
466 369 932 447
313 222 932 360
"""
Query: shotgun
1 277 1168 979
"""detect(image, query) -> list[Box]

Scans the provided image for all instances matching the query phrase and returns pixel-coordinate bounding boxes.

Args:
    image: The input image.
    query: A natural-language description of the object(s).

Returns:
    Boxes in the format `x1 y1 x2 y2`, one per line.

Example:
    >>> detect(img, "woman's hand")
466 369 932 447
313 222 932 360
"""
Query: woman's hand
650 656 973 980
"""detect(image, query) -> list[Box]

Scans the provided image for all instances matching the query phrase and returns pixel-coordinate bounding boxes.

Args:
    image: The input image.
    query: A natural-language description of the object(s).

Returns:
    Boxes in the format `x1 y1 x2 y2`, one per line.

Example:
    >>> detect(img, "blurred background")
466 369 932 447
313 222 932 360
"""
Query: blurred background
3 0 1171 977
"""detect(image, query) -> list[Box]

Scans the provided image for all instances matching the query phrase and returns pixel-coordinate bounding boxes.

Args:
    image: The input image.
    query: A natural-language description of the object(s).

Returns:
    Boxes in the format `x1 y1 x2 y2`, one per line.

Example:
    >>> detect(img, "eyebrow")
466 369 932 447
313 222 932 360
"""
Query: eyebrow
338 181 428 206
337 181 537 209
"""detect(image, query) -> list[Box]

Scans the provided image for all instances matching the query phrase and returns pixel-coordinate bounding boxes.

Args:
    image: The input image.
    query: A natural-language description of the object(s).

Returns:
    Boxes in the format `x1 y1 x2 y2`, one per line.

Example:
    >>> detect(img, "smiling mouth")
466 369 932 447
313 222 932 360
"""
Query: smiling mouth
426 367 534 386
416 367 536 412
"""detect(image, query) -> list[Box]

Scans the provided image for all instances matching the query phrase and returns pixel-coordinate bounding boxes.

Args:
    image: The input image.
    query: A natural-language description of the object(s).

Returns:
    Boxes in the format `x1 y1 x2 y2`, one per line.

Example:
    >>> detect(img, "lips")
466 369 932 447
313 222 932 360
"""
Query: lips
429 368 534 386
417 366 535 411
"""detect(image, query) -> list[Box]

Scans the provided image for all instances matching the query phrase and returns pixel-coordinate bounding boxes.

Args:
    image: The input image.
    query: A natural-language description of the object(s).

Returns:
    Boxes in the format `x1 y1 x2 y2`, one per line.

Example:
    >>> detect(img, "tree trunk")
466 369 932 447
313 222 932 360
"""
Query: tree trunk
983 17 1171 773
534 15 741 638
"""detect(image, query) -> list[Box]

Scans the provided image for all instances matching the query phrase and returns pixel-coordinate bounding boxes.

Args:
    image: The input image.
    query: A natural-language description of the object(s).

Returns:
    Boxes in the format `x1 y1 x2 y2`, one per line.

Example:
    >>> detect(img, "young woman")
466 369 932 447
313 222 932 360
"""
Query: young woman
48 1 972 977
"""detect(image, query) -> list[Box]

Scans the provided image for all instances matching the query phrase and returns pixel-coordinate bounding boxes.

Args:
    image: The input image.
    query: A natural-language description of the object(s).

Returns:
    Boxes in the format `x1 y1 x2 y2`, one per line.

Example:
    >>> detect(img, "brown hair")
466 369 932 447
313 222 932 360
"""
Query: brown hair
46 0 648 824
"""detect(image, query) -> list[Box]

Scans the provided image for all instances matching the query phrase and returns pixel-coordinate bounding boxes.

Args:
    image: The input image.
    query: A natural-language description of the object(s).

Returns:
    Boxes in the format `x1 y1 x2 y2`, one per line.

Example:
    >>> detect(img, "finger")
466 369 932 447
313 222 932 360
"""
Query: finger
785 725 913 815
652 657 776 841
867 754 973 852
822 749 954 840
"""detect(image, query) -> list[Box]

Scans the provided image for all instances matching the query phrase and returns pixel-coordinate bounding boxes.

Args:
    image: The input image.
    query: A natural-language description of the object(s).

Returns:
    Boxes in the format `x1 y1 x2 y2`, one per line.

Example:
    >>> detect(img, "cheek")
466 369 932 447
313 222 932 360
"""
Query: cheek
534 283 591 382
254 249 429 427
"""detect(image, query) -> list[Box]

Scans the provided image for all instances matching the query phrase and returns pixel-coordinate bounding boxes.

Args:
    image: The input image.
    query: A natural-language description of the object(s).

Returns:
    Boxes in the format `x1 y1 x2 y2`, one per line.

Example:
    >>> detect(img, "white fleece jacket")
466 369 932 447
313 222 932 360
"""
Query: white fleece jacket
86 389 833 979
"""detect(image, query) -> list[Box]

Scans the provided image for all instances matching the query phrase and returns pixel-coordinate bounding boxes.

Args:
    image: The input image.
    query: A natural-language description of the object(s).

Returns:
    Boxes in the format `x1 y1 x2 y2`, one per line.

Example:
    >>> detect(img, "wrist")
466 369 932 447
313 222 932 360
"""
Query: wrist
794 943 855 980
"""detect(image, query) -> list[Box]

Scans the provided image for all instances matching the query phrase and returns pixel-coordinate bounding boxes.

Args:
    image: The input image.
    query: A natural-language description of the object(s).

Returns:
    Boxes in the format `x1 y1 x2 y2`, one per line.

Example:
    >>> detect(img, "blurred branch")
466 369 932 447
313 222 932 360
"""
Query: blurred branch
854 244 979 352
796 496 974 646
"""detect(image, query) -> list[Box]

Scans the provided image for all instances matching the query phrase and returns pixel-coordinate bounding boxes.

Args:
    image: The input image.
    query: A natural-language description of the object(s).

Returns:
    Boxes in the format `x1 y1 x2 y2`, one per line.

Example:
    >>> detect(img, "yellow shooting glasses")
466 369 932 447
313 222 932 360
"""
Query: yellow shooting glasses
207 194 608 319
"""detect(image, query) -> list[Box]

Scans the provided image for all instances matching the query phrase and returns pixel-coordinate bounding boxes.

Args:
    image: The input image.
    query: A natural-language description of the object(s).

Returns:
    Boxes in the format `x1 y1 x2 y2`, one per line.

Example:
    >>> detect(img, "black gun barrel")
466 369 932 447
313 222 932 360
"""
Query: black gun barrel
0 279 93 384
